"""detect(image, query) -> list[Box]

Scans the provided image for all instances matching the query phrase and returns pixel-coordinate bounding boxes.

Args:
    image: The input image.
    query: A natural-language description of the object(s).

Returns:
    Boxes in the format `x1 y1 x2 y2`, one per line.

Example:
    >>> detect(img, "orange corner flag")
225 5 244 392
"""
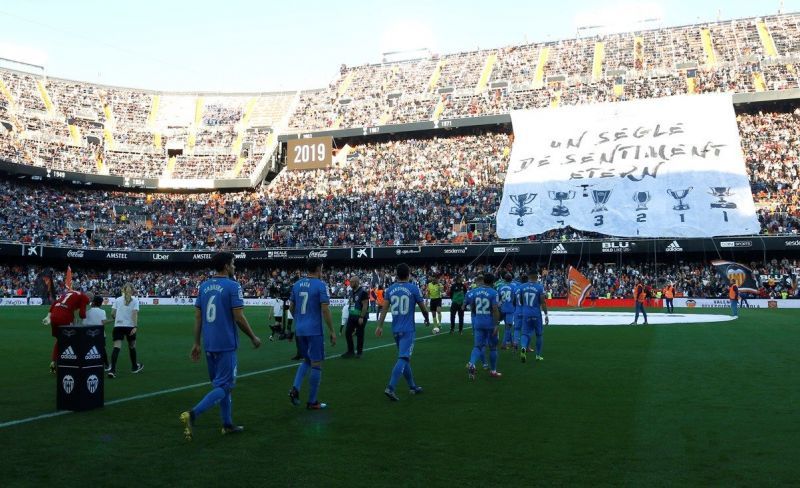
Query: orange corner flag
65 266 73 291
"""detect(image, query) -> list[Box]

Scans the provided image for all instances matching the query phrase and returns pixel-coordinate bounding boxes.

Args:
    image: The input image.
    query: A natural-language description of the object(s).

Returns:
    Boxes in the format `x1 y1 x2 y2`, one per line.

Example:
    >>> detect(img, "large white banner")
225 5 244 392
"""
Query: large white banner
497 94 760 238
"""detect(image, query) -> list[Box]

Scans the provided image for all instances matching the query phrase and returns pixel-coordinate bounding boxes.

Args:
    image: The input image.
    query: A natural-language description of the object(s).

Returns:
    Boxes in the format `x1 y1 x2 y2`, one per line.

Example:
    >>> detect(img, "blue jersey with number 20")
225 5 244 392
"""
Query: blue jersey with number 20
385 282 424 334
196 277 244 352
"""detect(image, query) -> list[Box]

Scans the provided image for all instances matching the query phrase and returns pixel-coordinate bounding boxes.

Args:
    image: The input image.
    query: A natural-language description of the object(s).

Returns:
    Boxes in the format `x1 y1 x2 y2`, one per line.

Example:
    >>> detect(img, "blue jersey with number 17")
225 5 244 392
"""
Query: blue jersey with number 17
291 277 330 337
195 277 244 353
516 281 545 317
465 286 498 330
385 282 424 333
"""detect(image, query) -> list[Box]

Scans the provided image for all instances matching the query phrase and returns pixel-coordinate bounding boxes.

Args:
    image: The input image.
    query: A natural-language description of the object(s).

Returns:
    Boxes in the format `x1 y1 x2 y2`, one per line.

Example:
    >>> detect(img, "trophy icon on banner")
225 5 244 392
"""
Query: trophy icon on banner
709 187 737 209
632 191 651 211
549 190 575 217
509 193 537 226
591 189 612 213
667 187 692 211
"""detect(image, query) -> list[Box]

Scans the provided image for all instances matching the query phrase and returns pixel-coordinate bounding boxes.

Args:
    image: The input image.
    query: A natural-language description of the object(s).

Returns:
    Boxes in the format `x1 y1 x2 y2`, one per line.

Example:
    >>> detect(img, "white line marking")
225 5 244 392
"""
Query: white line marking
0 327 468 429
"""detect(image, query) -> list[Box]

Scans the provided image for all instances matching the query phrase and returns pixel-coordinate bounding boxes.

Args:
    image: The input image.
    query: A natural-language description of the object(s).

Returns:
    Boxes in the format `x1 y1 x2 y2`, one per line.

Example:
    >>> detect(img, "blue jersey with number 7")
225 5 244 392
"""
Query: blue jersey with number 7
291 277 330 337
385 282 424 334
195 277 244 352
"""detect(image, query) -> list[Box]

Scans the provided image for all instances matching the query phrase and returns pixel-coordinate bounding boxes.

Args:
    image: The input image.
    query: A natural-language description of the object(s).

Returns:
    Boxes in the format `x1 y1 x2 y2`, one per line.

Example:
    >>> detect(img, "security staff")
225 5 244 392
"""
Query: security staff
729 280 740 317
342 276 369 358
663 282 675 313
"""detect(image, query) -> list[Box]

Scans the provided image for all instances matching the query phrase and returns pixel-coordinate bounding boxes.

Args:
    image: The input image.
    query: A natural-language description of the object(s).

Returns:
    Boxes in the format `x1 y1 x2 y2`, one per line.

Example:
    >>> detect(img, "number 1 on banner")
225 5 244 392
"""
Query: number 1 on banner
723 211 729 222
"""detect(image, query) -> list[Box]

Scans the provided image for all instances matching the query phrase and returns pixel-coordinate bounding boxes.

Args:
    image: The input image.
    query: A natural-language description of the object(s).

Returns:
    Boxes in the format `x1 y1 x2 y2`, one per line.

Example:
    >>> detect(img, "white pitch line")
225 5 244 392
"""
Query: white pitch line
0 326 469 429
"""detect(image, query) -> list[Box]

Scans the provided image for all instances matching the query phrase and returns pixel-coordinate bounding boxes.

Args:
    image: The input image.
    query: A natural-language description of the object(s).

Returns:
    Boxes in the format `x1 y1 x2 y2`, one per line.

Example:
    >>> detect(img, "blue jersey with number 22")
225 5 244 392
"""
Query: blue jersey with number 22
465 286 498 329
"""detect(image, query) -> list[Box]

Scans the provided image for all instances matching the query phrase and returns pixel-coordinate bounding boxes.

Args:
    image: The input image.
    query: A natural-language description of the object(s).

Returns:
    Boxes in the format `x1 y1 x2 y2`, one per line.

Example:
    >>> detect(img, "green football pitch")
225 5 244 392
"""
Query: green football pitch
1 305 798 487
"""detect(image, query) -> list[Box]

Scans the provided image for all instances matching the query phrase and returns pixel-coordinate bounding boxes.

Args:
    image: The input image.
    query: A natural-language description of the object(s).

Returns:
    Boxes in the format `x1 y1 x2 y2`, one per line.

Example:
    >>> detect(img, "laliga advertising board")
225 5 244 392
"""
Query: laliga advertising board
497 94 760 238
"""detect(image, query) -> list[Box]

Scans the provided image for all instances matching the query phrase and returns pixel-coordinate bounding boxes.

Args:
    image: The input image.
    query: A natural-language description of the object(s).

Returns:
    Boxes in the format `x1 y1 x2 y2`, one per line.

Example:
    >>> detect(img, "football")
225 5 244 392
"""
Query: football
432 327 440 334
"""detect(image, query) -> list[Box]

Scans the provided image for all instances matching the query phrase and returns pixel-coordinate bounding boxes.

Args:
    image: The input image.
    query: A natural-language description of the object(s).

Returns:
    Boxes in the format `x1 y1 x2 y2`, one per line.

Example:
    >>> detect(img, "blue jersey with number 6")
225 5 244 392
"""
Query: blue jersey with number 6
465 286 498 329
291 277 330 337
516 282 545 317
385 282 423 333
195 277 244 352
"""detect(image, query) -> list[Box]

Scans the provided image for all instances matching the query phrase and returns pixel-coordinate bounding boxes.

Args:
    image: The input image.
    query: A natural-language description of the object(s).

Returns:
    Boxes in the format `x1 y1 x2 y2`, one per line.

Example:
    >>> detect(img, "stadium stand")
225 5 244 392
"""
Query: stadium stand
288 13 800 131
0 68 295 180
1 107 800 250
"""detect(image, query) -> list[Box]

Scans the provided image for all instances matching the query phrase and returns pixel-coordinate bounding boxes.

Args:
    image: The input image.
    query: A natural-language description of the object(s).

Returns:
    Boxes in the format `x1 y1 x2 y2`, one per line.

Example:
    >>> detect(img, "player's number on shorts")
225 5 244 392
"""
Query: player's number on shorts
390 295 409 315
206 295 216 323
475 297 491 315
299 292 309 314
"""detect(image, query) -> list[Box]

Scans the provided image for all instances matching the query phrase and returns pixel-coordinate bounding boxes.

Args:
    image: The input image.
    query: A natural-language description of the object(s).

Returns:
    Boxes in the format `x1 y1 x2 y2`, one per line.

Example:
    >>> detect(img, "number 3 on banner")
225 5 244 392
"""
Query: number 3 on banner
594 215 604 226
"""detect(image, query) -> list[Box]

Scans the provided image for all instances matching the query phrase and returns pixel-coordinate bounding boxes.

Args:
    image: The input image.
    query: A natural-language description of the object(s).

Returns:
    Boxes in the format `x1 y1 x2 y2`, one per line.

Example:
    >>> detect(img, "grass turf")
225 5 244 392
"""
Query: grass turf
1 305 798 487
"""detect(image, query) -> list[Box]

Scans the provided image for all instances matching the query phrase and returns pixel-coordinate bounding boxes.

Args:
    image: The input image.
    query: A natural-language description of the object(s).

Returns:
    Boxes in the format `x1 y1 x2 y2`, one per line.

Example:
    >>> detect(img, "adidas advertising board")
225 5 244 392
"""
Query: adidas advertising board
665 240 683 252
56 325 105 411
551 243 568 254
61 346 77 360
85 346 102 360
3 238 800 265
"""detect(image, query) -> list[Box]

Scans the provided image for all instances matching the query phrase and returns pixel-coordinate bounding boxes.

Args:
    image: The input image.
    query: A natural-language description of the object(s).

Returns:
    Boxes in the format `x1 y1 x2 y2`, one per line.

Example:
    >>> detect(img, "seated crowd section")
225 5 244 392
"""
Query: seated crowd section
2 13 800 181
0 13 799 249
288 13 800 131
2 259 798 300
0 72 294 180
0 107 799 249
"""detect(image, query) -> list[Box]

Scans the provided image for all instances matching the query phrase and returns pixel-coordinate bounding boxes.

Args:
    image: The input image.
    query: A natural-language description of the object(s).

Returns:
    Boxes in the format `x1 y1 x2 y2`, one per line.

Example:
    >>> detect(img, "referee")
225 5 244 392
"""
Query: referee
342 276 369 358
427 276 443 328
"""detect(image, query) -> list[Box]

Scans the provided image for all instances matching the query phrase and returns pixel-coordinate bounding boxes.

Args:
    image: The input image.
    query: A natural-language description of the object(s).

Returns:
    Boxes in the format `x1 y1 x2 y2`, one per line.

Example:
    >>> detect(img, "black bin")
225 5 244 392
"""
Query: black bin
56 325 104 411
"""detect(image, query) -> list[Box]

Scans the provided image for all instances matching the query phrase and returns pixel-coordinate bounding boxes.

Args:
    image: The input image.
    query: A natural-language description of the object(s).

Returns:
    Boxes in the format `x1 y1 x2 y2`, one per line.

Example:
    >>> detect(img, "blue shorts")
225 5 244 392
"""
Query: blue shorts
503 312 515 326
297 335 325 362
522 314 543 337
394 330 416 358
473 328 492 349
206 350 237 391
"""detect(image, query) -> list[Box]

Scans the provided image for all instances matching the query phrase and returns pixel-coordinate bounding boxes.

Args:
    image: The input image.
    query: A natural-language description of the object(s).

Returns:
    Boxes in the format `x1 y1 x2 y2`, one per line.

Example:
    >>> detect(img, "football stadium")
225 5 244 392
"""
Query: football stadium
1 2 800 486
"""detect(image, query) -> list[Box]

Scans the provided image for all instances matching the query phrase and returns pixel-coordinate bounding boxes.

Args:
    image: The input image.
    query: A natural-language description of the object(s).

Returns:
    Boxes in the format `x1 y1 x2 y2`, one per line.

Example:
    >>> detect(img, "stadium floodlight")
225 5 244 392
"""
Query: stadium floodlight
574 2 663 37
382 48 432 64
379 19 436 63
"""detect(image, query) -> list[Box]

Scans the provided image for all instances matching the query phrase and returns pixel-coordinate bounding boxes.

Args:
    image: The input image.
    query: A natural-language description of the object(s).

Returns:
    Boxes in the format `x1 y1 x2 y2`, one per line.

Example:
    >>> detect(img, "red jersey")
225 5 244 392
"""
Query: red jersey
49 291 90 327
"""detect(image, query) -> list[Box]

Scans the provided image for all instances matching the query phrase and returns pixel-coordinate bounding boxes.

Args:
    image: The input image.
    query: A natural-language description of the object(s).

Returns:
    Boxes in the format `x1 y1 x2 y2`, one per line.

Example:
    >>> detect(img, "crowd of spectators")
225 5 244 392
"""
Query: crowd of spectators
289 13 800 131
3 14 800 182
0 71 288 180
2 259 798 301
1 104 800 249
